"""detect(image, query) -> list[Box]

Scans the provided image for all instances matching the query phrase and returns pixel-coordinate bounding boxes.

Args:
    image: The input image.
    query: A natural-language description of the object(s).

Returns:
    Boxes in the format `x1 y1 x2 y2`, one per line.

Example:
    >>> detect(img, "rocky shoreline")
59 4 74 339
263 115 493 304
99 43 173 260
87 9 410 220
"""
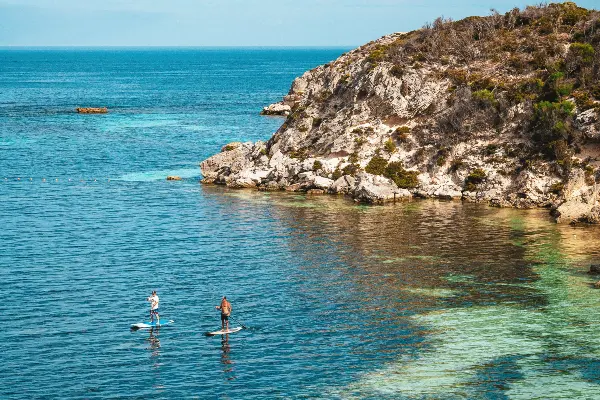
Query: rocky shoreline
201 3 600 224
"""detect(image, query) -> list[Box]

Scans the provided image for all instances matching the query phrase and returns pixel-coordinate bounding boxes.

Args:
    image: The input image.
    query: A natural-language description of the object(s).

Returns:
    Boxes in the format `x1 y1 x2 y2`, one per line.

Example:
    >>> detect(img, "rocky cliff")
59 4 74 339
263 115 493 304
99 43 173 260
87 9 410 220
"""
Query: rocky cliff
201 2 600 223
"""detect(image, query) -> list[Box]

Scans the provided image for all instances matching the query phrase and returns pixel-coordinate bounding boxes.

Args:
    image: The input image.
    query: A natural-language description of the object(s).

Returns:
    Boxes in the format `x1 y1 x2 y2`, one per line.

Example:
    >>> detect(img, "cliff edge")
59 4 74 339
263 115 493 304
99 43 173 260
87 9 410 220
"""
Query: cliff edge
201 2 600 223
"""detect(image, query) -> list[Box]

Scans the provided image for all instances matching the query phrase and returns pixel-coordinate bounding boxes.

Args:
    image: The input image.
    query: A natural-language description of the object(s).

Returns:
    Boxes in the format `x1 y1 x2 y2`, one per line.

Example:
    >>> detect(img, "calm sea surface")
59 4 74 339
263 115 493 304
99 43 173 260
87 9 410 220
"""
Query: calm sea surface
2 49 600 399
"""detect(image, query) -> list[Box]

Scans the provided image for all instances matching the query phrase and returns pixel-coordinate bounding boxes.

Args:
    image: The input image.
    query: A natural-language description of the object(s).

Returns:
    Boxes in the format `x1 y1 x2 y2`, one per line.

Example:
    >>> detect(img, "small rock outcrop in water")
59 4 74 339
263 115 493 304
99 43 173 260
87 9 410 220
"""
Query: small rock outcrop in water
589 264 600 274
76 107 108 114
201 3 600 218
260 103 291 116
167 176 182 181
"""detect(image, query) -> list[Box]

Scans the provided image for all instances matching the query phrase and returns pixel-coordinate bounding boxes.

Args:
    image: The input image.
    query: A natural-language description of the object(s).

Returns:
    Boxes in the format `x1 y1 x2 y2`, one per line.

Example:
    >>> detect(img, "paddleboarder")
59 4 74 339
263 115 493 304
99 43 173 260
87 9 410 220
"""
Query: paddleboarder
215 296 232 331
147 290 160 324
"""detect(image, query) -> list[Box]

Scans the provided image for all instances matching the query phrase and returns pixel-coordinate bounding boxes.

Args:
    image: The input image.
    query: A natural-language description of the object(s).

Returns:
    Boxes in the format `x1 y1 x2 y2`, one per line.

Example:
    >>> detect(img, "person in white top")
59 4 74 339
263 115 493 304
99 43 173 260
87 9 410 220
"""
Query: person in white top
147 290 160 324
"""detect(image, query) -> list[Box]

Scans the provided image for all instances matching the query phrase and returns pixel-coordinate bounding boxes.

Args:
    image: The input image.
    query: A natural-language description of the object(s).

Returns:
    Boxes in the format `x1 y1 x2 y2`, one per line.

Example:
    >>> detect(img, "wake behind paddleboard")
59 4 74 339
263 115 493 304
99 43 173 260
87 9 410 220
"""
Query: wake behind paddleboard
131 320 174 329
205 327 243 336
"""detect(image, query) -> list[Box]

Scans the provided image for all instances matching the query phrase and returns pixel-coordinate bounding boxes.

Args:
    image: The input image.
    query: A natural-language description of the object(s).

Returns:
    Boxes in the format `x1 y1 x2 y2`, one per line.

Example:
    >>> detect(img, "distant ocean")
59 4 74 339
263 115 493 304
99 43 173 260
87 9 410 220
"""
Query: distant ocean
2 48 600 399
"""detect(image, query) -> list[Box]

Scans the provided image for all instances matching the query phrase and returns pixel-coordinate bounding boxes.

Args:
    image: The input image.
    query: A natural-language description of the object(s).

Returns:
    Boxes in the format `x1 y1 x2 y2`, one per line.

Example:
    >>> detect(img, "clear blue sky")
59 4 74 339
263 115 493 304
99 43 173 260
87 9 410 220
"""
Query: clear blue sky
0 0 597 47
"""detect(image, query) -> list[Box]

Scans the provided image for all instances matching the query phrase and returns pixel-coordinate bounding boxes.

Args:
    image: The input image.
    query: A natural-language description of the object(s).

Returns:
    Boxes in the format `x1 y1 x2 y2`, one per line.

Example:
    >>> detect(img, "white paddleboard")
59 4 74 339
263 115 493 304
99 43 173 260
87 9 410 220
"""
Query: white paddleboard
206 326 243 336
131 320 174 329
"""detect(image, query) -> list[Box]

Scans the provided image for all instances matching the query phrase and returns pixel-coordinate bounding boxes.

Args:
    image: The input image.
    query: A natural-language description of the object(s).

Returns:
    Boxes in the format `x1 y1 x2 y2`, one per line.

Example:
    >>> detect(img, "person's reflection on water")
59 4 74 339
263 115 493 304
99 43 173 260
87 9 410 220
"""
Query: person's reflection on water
221 334 236 381
146 327 161 359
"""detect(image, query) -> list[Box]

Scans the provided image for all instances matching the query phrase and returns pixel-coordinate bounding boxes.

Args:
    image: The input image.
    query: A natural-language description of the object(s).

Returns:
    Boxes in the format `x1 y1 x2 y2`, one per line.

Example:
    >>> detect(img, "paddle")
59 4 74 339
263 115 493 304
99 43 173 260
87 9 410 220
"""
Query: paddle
229 314 247 330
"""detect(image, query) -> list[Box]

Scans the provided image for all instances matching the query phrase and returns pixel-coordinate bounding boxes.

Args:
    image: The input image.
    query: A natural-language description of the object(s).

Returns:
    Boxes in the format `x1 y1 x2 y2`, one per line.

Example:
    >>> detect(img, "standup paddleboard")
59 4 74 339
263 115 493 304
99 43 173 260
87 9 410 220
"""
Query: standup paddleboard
205 327 243 336
131 320 174 329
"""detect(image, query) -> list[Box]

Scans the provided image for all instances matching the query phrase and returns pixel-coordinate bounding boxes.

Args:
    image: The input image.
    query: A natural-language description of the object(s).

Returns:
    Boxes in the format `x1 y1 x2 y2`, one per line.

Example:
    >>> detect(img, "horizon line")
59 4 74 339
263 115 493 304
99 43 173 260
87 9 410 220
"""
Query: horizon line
0 45 357 50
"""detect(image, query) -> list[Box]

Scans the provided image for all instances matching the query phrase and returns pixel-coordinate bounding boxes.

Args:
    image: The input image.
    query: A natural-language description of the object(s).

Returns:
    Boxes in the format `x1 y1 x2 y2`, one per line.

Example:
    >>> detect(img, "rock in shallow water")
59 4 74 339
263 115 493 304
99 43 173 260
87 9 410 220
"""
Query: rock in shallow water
353 173 411 204
589 264 600 274
260 103 291 116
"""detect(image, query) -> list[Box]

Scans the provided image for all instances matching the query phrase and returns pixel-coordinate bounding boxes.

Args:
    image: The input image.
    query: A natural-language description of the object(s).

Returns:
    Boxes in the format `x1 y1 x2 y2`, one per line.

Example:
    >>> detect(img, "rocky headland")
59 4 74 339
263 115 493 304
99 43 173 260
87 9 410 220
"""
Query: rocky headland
201 2 600 224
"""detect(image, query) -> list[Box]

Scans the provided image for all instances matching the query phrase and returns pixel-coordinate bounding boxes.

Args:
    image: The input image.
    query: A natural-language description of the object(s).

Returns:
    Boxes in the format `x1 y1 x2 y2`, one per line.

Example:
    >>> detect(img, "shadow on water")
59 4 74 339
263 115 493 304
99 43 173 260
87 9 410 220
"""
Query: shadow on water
146 327 161 357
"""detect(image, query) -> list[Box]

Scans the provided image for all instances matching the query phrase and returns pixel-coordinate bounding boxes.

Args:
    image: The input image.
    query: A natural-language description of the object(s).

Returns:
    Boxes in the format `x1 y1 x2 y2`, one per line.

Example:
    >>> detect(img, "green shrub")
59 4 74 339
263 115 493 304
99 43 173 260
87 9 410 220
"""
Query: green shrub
367 45 387 63
312 160 323 171
549 182 564 194
365 155 388 175
394 126 411 142
348 152 359 164
342 163 360 176
541 72 573 102
384 139 397 153
535 100 575 116
354 137 367 147
532 100 576 151
567 42 595 72
289 148 308 160
559 2 590 25
449 159 466 172
570 43 595 63
390 65 404 78
352 126 375 135
312 117 323 127
464 168 487 191
473 89 496 106
591 84 600 100
332 168 343 181
384 161 419 188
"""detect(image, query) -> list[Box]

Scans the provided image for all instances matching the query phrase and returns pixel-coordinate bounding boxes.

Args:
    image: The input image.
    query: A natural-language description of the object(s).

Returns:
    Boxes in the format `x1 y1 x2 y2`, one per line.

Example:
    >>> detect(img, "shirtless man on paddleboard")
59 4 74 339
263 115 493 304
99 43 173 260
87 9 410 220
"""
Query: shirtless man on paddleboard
215 296 231 331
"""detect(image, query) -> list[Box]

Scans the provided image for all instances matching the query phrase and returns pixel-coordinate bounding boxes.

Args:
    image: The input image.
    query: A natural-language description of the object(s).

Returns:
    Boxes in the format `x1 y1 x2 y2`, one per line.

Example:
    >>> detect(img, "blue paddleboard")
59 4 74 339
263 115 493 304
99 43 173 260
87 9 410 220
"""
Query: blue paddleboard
131 320 174 329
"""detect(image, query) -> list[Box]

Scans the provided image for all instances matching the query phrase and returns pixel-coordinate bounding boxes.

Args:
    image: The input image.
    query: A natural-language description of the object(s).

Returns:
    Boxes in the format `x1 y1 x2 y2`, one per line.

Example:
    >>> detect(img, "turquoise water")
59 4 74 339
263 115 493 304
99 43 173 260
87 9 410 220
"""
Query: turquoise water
2 49 600 399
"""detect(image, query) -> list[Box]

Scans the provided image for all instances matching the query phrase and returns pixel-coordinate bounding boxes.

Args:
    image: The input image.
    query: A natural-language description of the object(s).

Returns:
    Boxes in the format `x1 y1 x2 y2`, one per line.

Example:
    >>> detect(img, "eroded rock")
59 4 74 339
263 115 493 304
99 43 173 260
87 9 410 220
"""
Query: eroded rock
260 103 291 116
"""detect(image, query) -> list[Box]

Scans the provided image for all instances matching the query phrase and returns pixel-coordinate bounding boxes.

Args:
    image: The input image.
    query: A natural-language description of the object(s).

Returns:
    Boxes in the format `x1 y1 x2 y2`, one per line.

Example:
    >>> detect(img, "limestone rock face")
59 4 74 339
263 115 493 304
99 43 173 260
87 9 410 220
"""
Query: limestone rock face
576 109 600 140
200 142 268 186
554 170 600 224
330 176 356 194
199 8 600 222
353 173 411 204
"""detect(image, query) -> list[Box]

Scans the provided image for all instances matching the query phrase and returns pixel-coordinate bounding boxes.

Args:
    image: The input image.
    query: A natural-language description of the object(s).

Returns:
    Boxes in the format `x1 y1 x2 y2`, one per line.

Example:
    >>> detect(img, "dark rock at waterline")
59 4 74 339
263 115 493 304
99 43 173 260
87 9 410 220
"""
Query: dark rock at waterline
76 107 108 114
589 264 600 274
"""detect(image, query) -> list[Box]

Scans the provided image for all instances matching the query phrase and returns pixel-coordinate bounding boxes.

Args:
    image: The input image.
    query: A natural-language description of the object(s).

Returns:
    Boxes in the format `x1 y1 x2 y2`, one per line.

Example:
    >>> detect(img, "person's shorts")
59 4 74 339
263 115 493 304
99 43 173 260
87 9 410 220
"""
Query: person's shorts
151 309 159 314
221 314 229 322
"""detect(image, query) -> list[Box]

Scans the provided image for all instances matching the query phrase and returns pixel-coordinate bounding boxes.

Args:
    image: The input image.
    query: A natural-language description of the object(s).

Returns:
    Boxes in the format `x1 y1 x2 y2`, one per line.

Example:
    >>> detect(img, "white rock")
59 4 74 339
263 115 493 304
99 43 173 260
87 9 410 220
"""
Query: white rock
261 103 291 116
313 176 334 190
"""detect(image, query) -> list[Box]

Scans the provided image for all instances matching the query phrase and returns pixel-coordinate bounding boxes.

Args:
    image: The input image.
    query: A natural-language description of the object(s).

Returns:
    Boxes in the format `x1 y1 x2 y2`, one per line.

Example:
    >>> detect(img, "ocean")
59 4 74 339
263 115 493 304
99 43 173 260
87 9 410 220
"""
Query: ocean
1 48 600 399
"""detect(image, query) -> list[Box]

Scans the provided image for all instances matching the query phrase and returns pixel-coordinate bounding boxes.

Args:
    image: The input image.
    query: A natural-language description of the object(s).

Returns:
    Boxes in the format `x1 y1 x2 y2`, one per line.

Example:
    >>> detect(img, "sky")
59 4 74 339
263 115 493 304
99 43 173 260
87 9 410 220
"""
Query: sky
0 0 598 47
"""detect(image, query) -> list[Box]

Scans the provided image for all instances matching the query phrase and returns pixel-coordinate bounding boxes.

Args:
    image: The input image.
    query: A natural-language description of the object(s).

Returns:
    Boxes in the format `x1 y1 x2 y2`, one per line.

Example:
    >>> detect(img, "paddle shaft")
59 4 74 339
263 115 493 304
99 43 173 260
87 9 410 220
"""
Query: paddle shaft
228 314 247 329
